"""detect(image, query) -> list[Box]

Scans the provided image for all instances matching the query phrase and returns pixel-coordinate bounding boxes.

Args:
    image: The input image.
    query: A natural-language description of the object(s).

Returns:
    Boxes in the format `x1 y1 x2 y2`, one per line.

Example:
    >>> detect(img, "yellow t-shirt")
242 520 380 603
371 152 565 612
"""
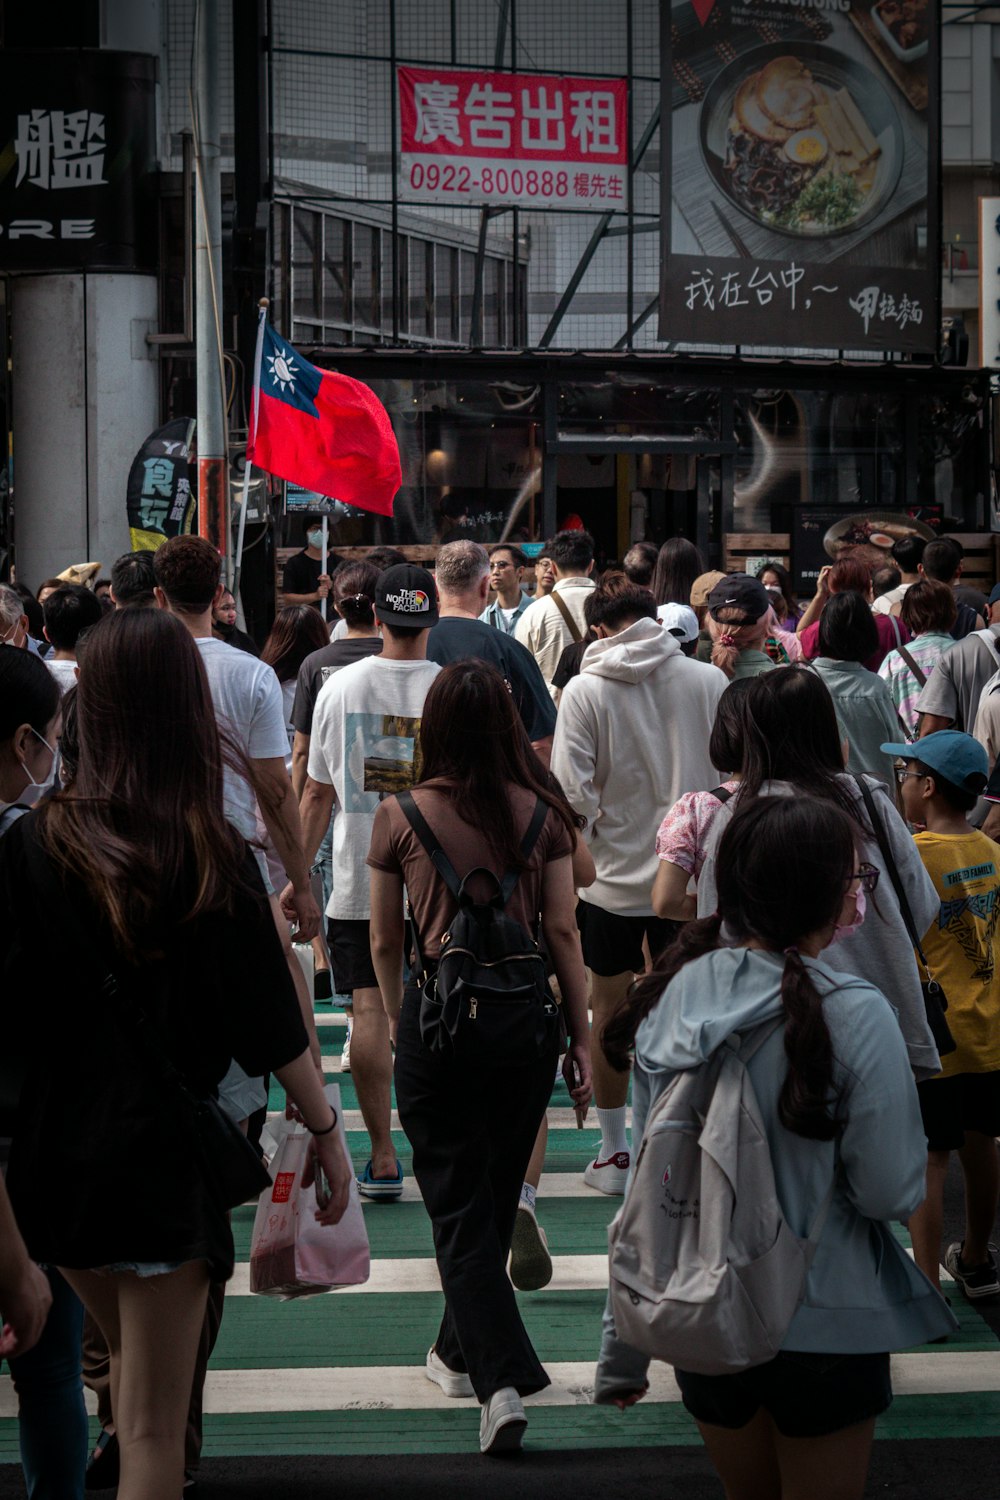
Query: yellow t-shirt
913 830 1000 1078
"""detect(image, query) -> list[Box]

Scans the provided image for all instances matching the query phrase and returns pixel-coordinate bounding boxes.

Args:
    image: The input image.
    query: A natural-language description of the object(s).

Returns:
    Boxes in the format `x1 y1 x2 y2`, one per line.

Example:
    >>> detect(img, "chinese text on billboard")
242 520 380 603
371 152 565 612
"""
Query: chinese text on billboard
398 67 628 211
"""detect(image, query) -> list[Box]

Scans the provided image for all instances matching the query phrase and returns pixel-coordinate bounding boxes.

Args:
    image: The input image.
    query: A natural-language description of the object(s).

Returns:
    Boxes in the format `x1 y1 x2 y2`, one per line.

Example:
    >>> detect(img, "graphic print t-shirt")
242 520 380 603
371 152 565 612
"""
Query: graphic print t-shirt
307 655 441 918
914 829 1000 1078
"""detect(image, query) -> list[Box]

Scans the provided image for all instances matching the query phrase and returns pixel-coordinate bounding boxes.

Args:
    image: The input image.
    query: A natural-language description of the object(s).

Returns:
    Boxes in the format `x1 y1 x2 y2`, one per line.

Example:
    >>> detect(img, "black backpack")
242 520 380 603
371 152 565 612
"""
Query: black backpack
397 791 560 1063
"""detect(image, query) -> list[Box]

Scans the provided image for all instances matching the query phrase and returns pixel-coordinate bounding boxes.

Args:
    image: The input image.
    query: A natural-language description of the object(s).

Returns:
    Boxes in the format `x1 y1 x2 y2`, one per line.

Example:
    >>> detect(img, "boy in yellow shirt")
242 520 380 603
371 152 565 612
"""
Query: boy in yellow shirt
881 730 998 1299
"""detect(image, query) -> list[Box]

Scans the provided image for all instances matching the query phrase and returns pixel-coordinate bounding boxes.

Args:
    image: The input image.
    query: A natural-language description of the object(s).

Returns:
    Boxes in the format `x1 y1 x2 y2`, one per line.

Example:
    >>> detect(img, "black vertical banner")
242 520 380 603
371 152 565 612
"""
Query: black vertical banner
659 0 940 353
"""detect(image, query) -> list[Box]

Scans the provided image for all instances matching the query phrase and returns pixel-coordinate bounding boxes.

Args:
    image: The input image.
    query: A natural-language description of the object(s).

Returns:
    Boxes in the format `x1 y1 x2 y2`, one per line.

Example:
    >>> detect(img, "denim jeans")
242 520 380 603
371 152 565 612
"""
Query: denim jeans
8 1267 87 1500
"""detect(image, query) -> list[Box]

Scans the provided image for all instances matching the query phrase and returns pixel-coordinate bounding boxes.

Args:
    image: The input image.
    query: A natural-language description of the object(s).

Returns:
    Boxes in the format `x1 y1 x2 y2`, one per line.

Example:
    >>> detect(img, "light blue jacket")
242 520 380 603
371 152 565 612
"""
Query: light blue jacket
595 946 955 1399
811 657 903 782
479 591 533 634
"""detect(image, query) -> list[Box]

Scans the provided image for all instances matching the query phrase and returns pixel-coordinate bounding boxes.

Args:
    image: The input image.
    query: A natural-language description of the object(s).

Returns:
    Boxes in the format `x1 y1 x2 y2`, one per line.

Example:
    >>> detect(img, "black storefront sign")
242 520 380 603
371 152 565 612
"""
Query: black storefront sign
659 0 940 354
0 50 156 271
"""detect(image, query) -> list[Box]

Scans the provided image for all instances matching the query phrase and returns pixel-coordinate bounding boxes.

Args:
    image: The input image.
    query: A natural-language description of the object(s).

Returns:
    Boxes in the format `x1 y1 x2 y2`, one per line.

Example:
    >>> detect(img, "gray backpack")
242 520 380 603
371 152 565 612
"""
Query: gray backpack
608 1019 833 1376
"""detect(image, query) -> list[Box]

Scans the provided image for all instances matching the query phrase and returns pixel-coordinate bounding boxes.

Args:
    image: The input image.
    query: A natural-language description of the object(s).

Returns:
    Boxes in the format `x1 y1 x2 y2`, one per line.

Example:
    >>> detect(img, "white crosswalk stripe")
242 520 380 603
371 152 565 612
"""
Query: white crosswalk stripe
3 1350 992 1422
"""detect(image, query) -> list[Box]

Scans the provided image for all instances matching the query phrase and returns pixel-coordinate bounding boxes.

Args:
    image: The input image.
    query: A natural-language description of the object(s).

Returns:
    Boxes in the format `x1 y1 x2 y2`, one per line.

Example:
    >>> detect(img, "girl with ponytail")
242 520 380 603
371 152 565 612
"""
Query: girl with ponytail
596 796 954 1497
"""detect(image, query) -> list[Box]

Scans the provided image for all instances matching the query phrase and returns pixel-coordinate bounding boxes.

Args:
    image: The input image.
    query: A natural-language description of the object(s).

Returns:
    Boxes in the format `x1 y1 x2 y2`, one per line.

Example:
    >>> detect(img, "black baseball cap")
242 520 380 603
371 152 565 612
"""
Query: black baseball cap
707 574 770 624
374 564 439 628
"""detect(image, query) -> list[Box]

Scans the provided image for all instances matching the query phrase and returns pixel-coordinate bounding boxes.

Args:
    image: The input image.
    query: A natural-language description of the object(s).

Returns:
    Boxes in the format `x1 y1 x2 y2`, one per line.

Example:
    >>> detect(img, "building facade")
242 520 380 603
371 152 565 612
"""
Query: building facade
1 0 996 624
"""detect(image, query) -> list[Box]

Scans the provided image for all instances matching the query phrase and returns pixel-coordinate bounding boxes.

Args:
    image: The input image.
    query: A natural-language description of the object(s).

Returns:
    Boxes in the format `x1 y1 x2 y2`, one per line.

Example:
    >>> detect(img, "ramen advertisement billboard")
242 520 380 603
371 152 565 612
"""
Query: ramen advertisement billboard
659 0 939 353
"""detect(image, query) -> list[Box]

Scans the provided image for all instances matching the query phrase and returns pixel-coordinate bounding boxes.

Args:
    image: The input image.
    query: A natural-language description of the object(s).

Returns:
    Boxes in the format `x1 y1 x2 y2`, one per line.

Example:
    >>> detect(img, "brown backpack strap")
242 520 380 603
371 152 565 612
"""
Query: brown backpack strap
551 588 584 644
895 641 927 688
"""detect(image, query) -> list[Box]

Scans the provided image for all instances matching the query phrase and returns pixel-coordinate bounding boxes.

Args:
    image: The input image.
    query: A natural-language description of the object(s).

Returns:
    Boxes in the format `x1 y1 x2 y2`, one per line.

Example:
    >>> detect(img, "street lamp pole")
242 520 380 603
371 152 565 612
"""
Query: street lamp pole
193 0 230 577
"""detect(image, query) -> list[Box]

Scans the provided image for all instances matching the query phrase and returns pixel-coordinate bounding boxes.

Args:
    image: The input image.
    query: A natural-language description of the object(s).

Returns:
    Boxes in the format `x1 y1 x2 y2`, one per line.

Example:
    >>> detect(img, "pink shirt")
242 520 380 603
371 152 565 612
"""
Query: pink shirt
655 781 740 878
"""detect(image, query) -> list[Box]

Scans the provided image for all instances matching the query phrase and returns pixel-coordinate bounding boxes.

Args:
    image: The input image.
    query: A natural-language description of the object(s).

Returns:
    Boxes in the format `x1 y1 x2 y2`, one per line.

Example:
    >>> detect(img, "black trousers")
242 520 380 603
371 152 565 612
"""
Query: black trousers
394 990 556 1403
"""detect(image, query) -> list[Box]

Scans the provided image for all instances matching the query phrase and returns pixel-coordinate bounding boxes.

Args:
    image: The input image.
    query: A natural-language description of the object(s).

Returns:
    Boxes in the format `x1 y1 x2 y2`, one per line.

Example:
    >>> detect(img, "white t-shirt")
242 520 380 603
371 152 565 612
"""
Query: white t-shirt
47 658 78 694
872 583 912 616
308 655 441 919
195 637 289 843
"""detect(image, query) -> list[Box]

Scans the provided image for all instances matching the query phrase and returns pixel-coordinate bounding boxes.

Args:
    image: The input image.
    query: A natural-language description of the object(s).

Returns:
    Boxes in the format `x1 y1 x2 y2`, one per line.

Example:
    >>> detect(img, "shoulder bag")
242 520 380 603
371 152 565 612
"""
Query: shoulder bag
551 589 584 644
852 776 956 1057
24 835 272 1209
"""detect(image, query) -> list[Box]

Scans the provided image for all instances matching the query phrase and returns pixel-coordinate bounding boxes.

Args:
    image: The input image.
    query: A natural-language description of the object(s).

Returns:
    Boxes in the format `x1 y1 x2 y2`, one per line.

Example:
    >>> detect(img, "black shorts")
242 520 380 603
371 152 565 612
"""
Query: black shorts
577 901 680 978
917 1071 1000 1153
326 918 377 996
675 1350 892 1439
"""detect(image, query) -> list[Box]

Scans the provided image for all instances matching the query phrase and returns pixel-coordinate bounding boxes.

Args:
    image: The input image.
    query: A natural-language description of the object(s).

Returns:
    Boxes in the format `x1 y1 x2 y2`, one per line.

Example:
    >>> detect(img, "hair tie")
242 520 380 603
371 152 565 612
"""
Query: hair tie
783 945 800 959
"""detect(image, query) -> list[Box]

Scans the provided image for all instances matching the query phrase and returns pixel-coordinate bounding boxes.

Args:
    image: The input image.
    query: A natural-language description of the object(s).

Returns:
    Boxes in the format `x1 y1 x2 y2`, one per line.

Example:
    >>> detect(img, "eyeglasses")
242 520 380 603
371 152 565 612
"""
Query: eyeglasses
894 768 927 786
847 862 880 894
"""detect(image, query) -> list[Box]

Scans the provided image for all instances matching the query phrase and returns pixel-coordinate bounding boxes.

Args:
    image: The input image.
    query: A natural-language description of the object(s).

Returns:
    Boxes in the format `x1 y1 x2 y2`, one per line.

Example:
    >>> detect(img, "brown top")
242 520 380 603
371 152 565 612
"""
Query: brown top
367 780 574 962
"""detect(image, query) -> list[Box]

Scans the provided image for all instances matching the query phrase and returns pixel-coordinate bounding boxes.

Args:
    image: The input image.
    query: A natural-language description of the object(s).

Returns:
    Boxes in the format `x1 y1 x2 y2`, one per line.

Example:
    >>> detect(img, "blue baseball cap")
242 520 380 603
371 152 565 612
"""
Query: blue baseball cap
880 729 989 793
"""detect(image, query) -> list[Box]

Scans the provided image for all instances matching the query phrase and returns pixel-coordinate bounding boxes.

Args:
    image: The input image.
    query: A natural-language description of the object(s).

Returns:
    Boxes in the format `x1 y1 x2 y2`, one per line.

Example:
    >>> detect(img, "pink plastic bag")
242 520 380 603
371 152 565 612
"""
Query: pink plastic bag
249 1086 370 1298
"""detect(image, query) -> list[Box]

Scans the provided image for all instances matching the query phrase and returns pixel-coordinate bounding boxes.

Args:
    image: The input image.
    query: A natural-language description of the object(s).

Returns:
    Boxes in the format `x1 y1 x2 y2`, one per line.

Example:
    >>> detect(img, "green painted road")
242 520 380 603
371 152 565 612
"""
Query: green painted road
2 1008 1000 1475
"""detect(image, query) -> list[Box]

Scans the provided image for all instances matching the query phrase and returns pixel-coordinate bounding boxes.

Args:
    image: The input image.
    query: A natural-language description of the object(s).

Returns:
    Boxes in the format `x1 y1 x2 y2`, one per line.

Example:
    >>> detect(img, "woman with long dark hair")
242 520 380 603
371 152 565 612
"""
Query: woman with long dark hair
0 608 353 1500
596 797 953 1498
368 660 592 1455
756 560 801 629
650 537 704 610
696 665 941 1077
260 603 330 766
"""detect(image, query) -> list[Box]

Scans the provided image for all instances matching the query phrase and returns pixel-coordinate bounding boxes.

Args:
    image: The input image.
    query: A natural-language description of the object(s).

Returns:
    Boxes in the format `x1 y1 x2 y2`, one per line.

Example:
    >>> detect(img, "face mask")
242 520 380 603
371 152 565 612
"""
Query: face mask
16 726 58 806
833 884 866 942
307 529 324 549
1 623 24 647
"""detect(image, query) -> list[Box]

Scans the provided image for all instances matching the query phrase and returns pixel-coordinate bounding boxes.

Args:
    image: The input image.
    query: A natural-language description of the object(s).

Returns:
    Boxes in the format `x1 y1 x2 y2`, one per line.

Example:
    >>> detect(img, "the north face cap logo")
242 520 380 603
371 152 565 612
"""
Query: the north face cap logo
383 587 430 613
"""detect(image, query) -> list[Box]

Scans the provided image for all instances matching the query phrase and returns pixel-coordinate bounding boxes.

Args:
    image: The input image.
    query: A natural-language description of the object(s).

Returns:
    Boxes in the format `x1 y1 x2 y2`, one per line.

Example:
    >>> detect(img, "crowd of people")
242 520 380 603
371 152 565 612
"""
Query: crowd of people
1 520 999 1497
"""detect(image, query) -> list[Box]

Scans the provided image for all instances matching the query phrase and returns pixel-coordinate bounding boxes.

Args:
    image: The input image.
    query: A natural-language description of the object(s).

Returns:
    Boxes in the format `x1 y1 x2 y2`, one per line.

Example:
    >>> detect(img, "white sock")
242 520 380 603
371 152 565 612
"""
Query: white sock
519 1182 537 1213
597 1105 629 1161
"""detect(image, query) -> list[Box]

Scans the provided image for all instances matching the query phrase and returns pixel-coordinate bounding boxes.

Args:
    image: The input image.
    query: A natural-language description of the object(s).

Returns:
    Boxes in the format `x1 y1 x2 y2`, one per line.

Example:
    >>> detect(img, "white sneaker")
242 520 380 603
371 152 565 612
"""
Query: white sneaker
583 1150 630 1195
425 1346 474 1399
479 1386 527 1454
509 1205 553 1291
340 1030 351 1072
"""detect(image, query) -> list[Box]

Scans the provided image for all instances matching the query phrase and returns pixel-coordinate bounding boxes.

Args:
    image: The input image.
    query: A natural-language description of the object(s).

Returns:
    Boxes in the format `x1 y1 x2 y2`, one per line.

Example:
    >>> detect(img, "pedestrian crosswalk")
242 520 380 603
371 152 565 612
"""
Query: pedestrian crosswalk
1 1008 999 1465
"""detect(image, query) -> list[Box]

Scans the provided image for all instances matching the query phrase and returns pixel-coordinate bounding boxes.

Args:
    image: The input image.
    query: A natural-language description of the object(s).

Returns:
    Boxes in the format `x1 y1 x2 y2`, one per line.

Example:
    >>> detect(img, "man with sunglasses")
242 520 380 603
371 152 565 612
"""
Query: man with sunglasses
481 546 533 635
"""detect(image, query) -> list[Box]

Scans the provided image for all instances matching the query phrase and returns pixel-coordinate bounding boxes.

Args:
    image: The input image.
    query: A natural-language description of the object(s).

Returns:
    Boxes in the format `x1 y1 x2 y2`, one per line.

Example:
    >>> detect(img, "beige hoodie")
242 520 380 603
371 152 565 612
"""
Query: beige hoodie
551 616 726 915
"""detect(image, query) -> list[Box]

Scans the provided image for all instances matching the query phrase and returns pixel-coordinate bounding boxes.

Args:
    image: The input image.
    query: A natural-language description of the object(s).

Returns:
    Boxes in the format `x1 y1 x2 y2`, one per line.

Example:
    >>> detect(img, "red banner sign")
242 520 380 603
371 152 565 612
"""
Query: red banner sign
398 66 627 210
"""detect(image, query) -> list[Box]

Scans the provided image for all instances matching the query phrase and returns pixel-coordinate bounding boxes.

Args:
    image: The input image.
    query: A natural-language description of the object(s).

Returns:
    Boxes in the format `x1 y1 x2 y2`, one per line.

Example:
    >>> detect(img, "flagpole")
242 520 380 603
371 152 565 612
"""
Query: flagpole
320 514 329 623
233 299 268 611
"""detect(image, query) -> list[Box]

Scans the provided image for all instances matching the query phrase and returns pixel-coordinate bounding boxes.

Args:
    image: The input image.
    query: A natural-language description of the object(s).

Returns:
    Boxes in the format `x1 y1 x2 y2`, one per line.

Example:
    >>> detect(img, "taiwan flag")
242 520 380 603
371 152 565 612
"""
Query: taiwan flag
247 323 401 517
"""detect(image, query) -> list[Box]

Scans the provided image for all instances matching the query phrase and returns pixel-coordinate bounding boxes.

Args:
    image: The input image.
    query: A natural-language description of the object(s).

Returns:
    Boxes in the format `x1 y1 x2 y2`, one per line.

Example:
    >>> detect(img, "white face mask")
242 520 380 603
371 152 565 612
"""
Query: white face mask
307 529 324 550
17 726 59 806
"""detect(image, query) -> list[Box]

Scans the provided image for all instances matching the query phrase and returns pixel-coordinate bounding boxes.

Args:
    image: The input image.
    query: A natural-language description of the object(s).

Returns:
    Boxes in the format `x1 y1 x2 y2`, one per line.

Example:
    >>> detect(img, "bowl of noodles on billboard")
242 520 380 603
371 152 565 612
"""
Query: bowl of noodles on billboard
699 42 905 237
823 510 936 560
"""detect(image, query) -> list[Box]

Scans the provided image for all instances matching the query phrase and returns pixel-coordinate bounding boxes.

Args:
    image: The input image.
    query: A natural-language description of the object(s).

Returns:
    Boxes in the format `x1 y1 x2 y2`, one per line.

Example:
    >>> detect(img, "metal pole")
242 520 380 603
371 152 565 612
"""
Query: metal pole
320 514 329 624
389 0 400 342
193 0 229 576
232 300 268 609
